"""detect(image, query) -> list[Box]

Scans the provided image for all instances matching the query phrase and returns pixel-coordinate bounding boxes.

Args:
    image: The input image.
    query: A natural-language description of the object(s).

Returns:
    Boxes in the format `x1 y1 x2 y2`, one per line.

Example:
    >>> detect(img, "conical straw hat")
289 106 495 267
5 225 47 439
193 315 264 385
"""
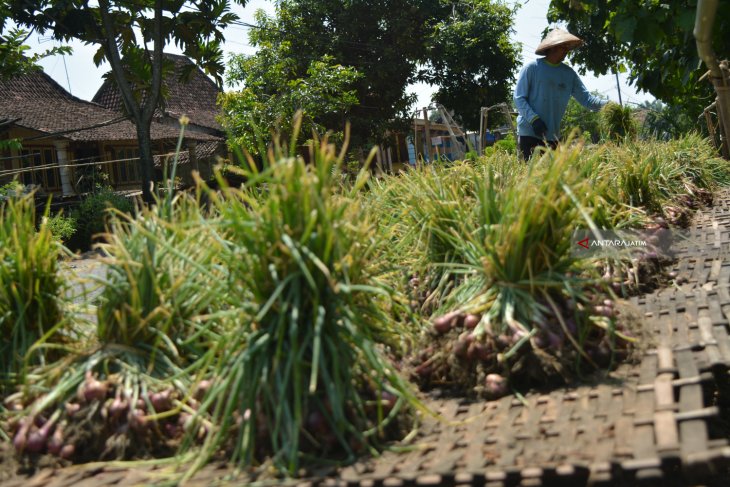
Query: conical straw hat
535 28 583 56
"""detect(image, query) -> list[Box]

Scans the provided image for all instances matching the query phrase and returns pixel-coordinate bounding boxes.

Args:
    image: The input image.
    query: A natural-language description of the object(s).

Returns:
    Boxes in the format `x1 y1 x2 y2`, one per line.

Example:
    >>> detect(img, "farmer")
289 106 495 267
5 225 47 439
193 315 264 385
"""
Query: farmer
513 28 606 160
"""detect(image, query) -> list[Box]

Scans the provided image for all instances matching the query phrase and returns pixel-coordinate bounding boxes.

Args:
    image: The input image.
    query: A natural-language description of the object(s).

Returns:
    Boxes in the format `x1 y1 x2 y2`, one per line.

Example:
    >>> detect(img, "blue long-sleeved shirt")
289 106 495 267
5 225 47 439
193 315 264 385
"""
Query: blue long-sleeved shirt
514 59 605 141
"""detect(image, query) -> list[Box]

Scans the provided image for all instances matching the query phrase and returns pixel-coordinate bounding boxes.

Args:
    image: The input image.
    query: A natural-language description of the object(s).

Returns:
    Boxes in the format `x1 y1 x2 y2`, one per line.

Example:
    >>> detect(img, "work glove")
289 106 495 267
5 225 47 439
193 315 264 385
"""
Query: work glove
531 118 548 138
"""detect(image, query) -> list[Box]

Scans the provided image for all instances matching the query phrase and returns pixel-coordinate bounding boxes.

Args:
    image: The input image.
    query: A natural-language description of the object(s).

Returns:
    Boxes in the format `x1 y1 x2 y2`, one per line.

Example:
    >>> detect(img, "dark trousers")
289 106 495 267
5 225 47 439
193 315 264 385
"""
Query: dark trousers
518 136 558 160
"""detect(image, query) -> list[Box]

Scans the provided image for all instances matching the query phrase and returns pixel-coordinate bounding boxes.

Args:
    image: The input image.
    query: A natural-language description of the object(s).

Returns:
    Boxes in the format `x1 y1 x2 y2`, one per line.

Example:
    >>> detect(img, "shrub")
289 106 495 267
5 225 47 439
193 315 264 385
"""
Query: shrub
0 180 25 200
72 164 111 194
46 213 77 243
484 133 517 156
561 97 601 142
71 188 134 248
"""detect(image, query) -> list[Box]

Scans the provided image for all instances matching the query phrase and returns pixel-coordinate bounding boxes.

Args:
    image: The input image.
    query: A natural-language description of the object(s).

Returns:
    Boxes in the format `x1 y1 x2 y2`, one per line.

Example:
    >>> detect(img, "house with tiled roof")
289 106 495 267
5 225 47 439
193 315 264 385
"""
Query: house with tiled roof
94 54 224 136
0 55 227 196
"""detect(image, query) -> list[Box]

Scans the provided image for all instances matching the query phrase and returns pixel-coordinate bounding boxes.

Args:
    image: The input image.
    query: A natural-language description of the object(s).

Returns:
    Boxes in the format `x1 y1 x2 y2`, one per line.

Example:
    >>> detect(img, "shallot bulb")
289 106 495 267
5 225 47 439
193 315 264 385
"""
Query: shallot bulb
78 371 108 403
432 311 460 334
47 423 65 455
484 373 507 398
65 402 81 417
59 444 75 460
149 389 173 412
194 380 213 401
12 418 32 452
109 393 129 419
128 408 147 432
463 314 480 330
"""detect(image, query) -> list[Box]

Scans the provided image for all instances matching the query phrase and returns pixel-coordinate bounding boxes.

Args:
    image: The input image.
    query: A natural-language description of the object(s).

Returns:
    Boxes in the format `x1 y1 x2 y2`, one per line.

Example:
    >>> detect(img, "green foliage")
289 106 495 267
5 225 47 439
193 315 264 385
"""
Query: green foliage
96 193 224 355
73 164 112 194
571 134 730 220
638 100 697 140
46 213 77 243
71 188 134 248
222 45 362 156
424 0 521 129
223 0 520 153
0 194 67 390
484 133 517 156
561 97 601 142
0 180 24 198
3 128 730 476
0 138 22 151
0 16 72 80
547 0 729 119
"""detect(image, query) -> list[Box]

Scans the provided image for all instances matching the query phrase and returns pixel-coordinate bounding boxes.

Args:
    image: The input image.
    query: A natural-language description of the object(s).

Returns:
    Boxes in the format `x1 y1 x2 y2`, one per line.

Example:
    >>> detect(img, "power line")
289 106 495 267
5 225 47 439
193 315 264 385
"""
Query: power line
0 150 193 178
62 46 72 94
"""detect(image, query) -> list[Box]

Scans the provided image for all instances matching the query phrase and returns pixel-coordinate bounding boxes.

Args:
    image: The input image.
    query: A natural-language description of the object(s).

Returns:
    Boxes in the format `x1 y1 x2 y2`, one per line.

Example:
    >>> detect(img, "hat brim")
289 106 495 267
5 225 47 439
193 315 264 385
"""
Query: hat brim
535 39 583 56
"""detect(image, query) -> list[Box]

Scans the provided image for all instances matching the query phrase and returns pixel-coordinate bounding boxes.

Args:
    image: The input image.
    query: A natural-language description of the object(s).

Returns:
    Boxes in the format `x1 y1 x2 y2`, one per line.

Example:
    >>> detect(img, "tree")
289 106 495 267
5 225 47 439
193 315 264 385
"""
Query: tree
638 100 696 140
422 0 520 129
6 1 243 202
560 97 601 142
547 0 730 121
224 0 520 153
0 28 70 80
221 10 362 156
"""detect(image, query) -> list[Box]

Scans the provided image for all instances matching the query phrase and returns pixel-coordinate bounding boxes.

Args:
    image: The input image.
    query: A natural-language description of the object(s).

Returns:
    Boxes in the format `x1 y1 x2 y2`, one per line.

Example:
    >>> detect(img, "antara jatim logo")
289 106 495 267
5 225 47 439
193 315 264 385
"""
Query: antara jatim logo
577 237 590 249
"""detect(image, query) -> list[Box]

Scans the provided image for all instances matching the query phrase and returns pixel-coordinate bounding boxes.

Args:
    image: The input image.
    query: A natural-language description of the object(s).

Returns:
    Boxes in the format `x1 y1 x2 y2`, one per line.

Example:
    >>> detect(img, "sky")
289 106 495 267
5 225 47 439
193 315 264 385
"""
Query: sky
25 0 654 109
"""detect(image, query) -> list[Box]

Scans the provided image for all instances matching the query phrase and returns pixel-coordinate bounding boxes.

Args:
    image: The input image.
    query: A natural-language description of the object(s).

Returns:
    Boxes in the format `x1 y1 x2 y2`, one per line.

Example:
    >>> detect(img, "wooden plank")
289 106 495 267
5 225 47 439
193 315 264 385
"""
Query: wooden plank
632 391 657 459
698 313 723 366
613 415 635 459
656 346 675 374
709 259 723 282
713 323 730 364
653 410 680 451
654 373 675 409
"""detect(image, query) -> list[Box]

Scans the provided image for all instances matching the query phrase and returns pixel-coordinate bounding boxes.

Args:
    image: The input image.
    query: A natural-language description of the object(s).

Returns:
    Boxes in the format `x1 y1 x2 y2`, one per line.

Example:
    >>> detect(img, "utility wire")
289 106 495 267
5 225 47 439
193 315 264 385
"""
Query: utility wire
0 150 193 178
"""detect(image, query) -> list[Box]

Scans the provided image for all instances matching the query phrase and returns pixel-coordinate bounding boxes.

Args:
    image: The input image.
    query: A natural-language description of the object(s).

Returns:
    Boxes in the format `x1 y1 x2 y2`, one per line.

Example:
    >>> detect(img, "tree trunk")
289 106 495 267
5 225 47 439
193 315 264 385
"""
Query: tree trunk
136 120 155 203
695 0 730 159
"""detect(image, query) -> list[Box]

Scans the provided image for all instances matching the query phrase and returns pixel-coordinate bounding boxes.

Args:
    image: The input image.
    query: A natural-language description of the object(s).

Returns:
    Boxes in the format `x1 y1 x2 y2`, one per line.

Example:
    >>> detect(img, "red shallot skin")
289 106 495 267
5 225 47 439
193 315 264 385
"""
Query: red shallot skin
109 394 129 419
149 389 173 412
25 426 47 453
453 332 471 359
78 371 109 403
128 408 148 432
194 380 213 401
47 424 65 455
463 314 480 330
484 373 507 398
12 418 31 452
59 444 75 460
65 402 81 417
432 311 457 334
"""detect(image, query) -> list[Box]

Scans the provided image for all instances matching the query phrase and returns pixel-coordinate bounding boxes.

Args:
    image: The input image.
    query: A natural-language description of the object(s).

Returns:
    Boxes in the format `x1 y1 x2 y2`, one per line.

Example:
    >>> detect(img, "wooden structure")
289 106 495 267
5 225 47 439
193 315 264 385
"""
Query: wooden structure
478 103 517 153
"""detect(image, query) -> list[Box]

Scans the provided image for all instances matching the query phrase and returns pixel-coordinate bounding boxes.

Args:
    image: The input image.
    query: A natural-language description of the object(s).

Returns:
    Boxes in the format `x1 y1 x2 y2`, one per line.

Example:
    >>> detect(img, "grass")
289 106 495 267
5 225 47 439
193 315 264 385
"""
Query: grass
0 194 69 392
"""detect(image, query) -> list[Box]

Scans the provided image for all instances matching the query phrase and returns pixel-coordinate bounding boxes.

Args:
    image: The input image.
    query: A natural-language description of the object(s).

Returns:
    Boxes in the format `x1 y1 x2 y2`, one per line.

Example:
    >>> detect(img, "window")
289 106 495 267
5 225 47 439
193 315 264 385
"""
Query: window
111 147 141 184
20 148 61 192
